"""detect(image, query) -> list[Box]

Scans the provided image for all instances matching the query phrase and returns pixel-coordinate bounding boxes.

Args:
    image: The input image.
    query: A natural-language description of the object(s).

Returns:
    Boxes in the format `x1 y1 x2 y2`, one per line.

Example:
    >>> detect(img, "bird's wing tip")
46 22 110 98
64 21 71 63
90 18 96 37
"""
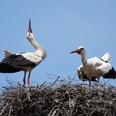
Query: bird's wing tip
101 52 110 62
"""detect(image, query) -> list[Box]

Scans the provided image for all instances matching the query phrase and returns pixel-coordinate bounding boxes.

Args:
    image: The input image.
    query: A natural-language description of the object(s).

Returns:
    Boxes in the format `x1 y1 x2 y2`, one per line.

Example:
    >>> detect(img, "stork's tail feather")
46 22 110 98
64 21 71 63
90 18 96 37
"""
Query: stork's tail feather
0 62 21 73
112 75 116 79
103 67 116 79
111 72 116 79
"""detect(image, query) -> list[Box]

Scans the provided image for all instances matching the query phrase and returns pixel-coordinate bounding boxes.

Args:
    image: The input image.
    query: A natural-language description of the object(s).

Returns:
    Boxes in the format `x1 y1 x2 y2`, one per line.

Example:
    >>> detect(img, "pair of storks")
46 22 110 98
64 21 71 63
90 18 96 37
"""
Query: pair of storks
0 20 115 86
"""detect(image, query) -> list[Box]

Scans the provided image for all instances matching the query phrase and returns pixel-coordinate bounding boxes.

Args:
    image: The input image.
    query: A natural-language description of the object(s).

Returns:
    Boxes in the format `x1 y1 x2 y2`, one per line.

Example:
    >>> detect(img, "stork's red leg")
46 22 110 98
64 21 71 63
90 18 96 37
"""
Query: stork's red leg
23 71 27 85
27 71 31 86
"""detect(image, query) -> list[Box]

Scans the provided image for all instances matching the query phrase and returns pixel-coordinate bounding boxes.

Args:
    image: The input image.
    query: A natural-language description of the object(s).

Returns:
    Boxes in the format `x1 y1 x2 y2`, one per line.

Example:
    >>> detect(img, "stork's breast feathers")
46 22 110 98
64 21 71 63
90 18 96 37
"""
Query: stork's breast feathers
77 65 99 82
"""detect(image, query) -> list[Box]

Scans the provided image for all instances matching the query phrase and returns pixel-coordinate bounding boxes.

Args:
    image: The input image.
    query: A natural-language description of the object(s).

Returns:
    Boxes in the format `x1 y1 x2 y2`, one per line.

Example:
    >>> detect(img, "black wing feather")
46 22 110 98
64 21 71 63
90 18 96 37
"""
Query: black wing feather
2 54 36 67
0 62 21 73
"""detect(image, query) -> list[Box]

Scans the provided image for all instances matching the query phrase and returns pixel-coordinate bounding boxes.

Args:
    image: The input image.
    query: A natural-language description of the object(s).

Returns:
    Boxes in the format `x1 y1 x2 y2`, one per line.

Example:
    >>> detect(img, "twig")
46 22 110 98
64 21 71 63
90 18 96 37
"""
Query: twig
103 79 111 86
8 106 12 116
46 73 59 79
49 76 60 87
40 81 47 87
48 106 59 116
68 73 77 85
0 103 9 116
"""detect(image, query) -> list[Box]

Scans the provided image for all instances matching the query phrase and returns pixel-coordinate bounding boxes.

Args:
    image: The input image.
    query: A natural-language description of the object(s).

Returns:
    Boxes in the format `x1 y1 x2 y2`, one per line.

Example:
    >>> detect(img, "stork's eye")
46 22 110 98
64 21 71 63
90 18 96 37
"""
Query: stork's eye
81 48 84 50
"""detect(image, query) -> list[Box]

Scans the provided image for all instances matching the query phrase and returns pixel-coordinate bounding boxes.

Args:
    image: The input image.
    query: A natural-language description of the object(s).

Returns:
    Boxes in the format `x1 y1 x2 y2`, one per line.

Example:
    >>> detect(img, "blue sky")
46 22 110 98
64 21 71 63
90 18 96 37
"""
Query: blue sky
0 0 116 88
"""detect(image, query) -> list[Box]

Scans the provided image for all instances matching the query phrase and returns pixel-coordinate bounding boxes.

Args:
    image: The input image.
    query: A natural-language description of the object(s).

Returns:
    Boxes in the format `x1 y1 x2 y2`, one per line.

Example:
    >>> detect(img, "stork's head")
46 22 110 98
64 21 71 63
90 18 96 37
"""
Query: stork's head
26 19 34 41
70 46 85 55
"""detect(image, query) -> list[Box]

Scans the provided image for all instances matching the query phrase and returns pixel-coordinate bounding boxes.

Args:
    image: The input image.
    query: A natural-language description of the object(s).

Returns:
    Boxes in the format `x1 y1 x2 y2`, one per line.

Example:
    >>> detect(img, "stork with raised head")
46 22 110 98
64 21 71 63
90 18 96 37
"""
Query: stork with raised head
70 46 116 86
0 19 47 86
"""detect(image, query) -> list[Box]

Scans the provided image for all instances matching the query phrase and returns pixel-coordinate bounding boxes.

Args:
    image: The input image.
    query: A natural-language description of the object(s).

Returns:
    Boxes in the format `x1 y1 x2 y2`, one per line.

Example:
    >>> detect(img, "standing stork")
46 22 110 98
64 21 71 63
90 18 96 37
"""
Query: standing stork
0 19 47 86
70 46 116 86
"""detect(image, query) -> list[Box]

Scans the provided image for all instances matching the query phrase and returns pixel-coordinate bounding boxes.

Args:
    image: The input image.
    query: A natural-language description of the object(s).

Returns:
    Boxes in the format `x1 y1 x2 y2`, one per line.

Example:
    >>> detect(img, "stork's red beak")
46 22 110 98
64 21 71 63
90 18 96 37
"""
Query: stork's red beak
70 49 81 54
28 19 33 33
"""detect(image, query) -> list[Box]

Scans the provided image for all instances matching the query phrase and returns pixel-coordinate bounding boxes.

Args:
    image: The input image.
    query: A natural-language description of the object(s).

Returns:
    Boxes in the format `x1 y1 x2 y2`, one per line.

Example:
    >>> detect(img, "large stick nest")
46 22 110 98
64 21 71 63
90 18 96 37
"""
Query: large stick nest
0 77 116 116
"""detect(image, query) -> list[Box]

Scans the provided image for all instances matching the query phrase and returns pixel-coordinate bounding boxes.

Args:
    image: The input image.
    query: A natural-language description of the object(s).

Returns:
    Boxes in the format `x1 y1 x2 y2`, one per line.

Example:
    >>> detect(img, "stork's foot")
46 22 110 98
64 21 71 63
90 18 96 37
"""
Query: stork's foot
95 81 99 86
26 86 30 101
23 84 26 88
23 79 26 86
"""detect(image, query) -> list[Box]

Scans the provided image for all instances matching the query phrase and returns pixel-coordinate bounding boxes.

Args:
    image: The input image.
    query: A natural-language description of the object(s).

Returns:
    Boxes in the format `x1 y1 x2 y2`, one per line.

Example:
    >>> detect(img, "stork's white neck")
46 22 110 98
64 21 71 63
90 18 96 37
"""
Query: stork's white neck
32 38 47 60
28 36 40 50
80 51 87 67
26 33 47 60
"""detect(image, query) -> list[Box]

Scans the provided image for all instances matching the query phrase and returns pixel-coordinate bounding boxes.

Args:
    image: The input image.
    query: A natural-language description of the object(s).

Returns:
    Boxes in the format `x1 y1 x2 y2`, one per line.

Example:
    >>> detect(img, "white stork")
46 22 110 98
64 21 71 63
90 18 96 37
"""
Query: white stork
0 19 47 86
70 46 116 86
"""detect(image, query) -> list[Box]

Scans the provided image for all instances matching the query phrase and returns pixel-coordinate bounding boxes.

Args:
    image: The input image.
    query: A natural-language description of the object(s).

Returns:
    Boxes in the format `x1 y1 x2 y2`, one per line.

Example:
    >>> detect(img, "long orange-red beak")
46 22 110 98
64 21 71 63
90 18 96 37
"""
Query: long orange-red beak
28 19 33 33
70 49 81 54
